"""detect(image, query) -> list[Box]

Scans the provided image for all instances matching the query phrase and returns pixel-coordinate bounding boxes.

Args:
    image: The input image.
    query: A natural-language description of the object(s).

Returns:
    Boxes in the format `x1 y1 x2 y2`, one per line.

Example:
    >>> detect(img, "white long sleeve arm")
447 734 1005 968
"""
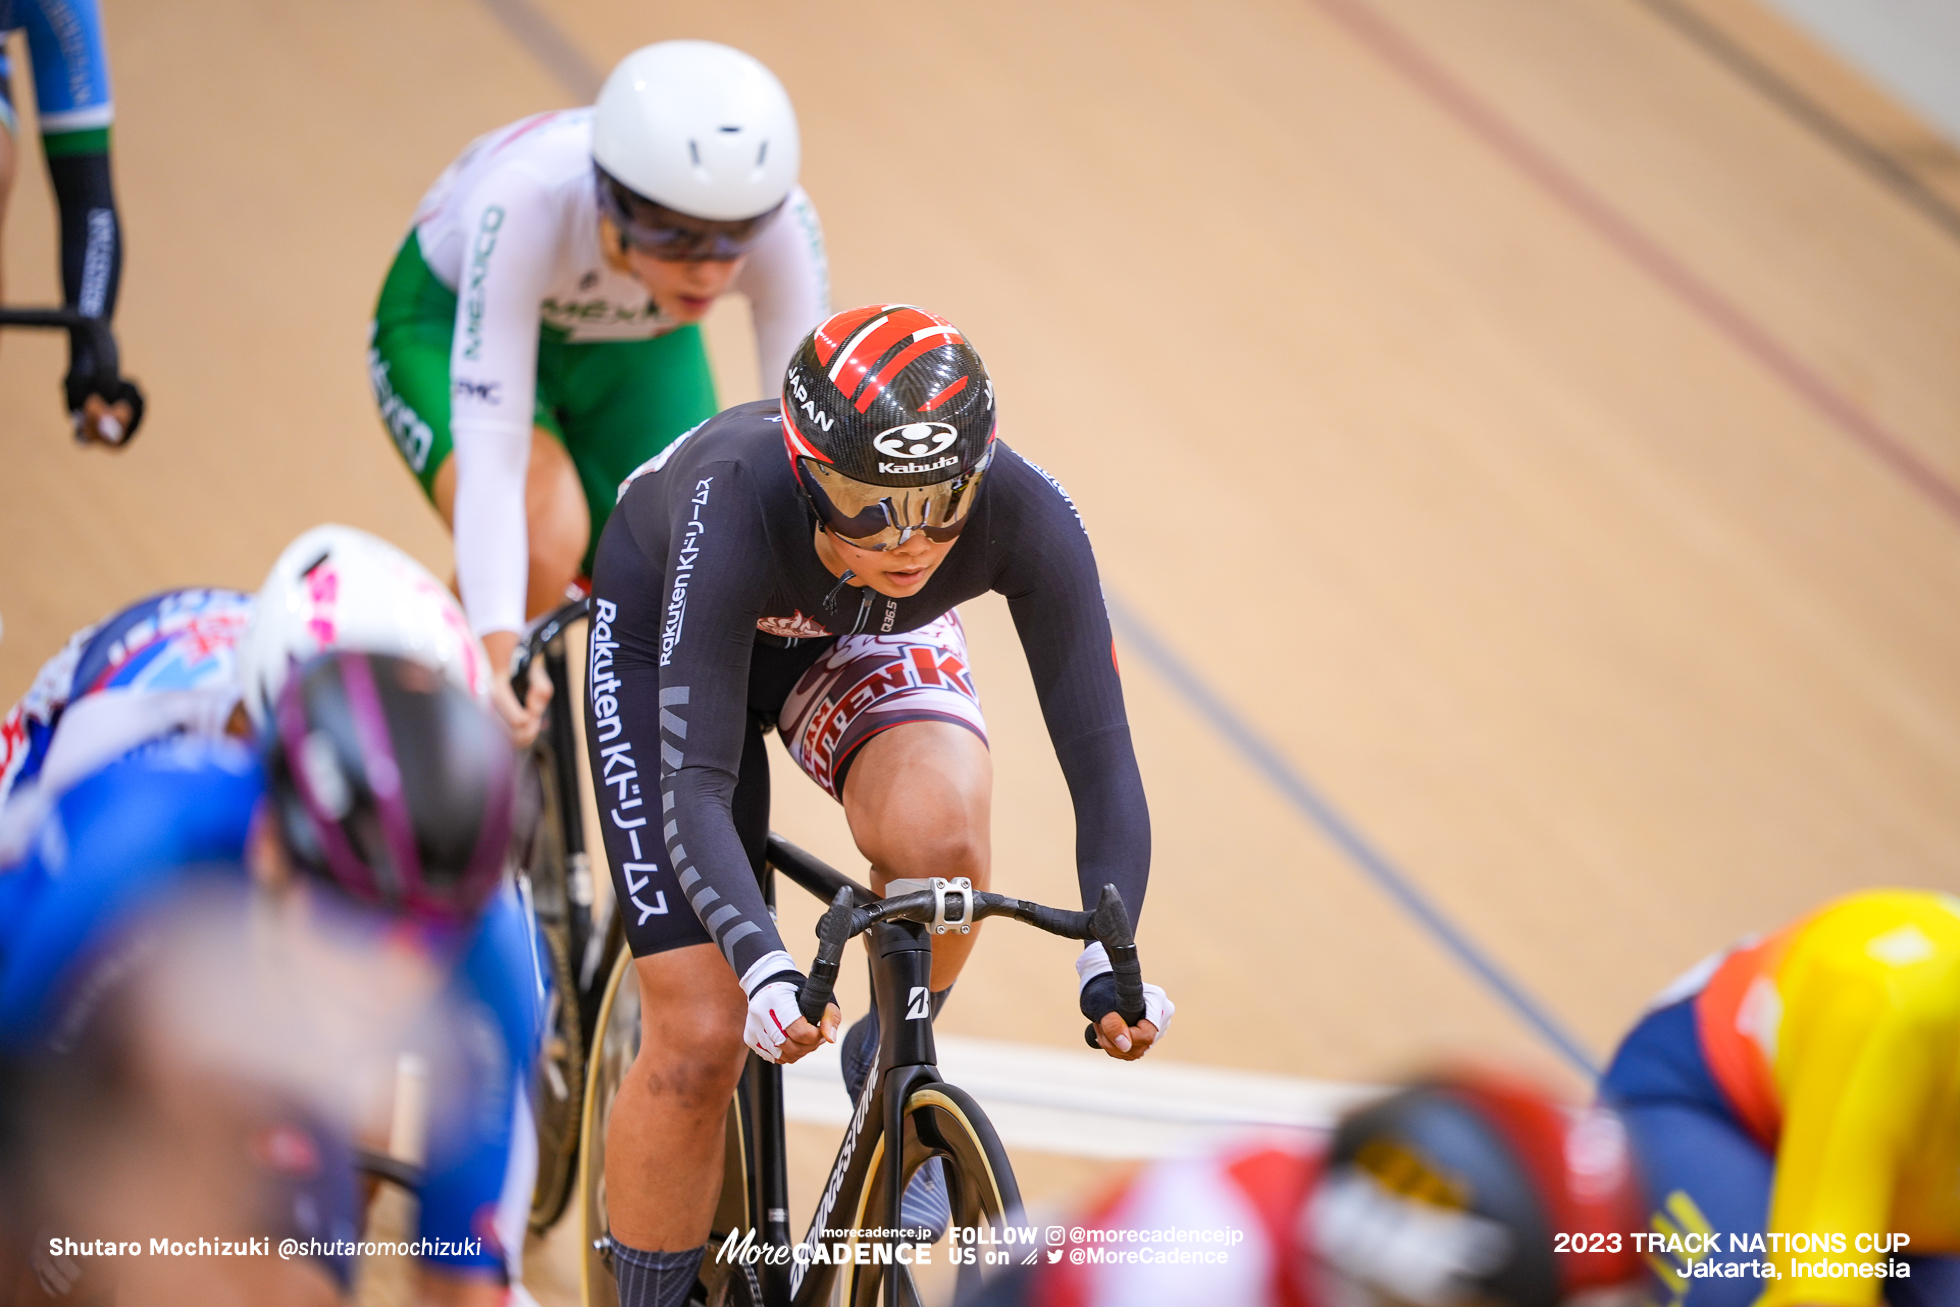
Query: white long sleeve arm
447 173 560 638
736 187 830 396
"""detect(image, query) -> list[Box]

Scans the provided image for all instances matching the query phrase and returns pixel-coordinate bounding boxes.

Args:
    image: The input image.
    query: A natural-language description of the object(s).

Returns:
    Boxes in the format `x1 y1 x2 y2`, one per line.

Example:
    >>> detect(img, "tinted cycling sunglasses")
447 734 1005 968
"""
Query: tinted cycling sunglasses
799 449 992 552
595 169 783 263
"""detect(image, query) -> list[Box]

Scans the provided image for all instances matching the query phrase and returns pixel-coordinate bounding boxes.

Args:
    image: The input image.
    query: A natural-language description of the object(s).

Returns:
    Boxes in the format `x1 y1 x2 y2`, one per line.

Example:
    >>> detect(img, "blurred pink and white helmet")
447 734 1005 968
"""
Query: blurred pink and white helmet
239 525 490 730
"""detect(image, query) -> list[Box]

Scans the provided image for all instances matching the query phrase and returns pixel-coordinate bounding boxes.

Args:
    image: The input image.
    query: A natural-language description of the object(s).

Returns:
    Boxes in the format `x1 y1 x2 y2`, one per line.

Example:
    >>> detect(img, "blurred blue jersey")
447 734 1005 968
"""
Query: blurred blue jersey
0 588 253 807
0 735 261 1021
0 739 542 1280
0 0 113 138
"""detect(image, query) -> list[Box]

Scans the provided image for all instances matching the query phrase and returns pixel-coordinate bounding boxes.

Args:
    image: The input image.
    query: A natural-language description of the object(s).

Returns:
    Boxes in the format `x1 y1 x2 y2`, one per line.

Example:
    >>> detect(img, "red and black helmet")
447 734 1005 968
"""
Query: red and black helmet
780 304 996 550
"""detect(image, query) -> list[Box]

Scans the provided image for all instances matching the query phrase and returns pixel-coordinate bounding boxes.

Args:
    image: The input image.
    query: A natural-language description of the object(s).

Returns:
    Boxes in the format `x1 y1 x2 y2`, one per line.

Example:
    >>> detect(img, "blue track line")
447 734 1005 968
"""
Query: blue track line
1108 597 1600 1078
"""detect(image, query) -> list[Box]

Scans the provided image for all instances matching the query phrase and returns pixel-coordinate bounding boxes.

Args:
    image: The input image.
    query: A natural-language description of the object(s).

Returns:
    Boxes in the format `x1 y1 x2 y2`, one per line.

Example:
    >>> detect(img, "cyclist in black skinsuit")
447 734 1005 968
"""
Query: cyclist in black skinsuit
586 304 1173 1307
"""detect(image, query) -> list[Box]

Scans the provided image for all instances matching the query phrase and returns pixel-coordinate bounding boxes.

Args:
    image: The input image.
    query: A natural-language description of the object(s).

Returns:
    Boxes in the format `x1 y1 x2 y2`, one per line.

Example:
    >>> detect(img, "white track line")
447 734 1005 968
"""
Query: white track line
780 1036 1380 1159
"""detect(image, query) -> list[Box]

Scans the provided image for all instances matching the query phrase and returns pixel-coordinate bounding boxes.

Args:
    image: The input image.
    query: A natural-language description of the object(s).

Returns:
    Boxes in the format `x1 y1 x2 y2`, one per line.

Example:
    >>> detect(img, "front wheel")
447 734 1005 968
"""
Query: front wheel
577 946 639 1307
530 918 584 1233
840 1082 1024 1307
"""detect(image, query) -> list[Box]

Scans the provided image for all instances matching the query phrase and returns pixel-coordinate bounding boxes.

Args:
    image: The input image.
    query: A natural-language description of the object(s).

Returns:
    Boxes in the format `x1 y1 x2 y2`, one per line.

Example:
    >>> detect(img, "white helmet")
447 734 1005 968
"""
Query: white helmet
592 40 800 225
238 525 492 730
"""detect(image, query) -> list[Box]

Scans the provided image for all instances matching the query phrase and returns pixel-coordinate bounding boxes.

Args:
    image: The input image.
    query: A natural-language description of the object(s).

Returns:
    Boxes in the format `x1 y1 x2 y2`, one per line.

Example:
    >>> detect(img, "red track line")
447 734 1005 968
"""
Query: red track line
1308 0 1960 528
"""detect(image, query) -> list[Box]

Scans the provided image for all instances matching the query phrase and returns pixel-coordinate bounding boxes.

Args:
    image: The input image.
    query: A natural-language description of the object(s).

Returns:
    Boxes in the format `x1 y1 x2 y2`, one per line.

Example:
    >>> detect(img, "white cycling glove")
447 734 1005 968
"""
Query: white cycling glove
739 950 824 1064
1077 942 1175 1041
745 981 808 1063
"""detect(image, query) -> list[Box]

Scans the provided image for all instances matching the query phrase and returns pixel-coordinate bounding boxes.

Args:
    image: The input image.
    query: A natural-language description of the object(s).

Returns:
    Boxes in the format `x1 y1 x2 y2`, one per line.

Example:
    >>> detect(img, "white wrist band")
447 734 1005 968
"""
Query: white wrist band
1075 941 1112 992
738 949 799 999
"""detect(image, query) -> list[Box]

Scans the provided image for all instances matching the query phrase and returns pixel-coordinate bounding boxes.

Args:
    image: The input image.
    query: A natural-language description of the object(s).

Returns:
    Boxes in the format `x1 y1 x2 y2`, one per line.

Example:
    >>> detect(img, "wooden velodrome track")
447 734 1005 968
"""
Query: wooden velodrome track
4 0 1959 1296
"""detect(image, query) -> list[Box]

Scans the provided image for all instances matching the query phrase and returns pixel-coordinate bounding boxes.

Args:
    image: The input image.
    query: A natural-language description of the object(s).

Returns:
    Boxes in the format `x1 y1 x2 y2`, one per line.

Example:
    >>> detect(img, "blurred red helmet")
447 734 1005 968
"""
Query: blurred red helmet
1307 1068 1644 1307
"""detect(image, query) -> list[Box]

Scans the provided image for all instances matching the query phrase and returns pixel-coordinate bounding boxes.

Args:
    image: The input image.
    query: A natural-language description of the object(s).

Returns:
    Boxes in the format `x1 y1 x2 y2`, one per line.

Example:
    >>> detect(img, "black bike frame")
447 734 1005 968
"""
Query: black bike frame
798 919 941 1307
751 837 866 1304
746 837 948 1307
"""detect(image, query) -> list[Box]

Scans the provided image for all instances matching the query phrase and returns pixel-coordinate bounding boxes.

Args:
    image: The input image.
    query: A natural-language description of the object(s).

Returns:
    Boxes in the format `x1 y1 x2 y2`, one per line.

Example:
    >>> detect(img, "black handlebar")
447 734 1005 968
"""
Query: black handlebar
794 882 1147 1045
354 1147 424 1191
798 885 858 1027
0 306 118 375
509 595 591 698
0 307 144 445
1089 884 1147 1041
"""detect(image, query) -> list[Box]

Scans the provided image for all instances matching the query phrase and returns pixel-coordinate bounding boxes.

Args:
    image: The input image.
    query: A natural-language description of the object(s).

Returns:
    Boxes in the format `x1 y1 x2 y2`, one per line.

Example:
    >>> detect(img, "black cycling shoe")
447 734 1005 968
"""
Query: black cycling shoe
841 998 952 1242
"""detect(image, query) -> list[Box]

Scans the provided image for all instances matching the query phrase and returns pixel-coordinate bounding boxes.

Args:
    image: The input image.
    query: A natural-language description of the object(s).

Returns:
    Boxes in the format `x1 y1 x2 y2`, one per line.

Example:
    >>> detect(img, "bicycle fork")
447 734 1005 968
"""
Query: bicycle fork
786 917 939 1307
872 918 937 1307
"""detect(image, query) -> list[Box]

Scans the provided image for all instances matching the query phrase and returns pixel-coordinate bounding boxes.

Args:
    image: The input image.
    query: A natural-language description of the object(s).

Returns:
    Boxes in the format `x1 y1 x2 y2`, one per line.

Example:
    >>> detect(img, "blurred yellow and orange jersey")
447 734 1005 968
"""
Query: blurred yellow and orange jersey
1696 889 1960 1303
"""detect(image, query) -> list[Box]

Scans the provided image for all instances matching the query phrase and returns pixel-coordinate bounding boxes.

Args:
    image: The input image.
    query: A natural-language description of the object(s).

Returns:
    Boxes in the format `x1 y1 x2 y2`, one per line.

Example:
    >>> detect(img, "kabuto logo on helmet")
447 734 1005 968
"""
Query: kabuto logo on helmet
878 455 959 475
872 422 958 460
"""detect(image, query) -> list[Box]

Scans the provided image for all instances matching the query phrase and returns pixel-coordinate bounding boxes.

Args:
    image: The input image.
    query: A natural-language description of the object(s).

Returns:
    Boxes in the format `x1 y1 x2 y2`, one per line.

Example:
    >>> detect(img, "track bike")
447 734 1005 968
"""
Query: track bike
352 589 602 1232
575 834 1148 1307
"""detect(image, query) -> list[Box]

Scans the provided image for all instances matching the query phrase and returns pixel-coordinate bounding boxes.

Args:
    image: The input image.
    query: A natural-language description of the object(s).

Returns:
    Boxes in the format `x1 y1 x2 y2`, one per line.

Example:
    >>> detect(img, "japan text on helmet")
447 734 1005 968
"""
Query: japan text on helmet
239 525 490 731
591 40 800 261
781 304 997 551
1307 1070 1645 1307
265 652 517 927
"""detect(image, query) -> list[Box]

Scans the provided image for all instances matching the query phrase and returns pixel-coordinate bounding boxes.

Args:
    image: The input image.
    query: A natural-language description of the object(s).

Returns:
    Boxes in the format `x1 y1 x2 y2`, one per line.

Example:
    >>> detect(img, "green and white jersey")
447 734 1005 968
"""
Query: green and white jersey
406 107 829 636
